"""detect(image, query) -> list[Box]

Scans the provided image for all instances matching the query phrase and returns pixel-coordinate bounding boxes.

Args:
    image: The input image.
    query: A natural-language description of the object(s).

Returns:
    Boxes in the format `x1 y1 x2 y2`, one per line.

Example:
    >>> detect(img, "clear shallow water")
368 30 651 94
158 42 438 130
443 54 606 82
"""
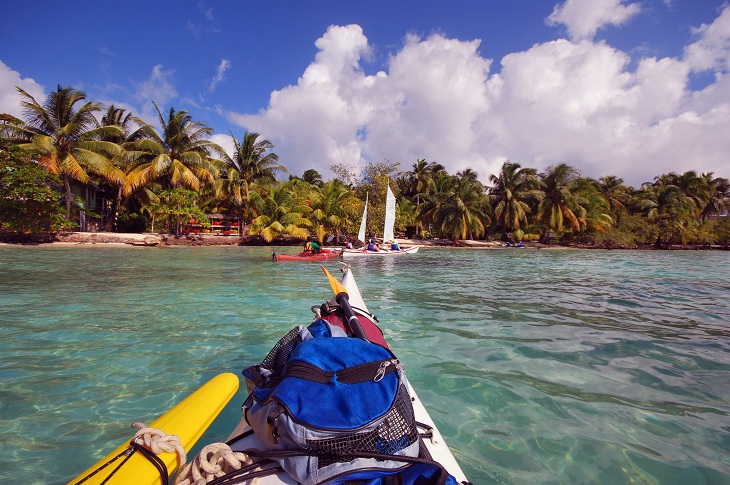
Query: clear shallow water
1 246 729 484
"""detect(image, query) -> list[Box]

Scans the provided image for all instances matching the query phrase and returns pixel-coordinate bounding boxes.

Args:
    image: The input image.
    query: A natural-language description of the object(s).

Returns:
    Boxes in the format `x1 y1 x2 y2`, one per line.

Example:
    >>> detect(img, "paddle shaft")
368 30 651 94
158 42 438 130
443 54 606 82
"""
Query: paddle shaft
335 292 369 341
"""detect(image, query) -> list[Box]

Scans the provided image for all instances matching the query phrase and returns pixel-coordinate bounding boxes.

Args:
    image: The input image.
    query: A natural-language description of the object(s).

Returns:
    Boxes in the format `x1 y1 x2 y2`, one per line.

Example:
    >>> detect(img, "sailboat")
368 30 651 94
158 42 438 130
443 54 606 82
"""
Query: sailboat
341 184 419 258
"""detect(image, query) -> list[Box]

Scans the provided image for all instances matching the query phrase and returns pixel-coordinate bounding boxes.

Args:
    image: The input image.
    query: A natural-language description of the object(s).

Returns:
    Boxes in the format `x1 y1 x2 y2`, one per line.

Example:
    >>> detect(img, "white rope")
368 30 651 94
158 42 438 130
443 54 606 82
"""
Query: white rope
131 422 187 470
173 442 258 485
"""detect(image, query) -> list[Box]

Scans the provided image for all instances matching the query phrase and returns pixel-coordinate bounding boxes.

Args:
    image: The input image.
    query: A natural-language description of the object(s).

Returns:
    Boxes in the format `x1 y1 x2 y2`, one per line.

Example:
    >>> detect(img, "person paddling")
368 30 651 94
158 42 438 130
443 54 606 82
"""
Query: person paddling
304 236 321 253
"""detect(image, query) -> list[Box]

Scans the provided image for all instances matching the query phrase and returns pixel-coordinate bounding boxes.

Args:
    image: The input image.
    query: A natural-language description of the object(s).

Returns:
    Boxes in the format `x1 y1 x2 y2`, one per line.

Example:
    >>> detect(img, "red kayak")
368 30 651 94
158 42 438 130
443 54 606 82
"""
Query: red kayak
272 249 342 261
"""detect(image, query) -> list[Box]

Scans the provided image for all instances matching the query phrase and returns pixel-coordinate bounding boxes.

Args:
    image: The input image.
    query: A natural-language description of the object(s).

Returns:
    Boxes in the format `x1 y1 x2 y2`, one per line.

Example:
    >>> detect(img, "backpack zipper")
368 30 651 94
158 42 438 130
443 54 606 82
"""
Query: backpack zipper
284 359 400 384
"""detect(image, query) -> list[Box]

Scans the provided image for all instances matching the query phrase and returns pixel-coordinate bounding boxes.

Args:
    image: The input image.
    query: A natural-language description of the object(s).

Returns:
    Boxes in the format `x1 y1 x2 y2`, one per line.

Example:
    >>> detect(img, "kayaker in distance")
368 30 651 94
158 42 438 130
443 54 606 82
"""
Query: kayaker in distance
304 236 321 253
390 240 400 251
366 239 380 251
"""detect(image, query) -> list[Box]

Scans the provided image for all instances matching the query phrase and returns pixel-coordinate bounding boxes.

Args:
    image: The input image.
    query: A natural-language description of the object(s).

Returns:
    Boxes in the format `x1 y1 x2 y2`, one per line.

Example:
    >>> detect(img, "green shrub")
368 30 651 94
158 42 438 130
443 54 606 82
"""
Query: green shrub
0 147 72 233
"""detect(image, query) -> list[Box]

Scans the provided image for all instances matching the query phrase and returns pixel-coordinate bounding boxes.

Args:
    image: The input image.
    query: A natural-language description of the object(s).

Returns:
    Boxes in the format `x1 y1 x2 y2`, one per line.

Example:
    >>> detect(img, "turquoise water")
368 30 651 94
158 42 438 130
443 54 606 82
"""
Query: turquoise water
1 246 729 484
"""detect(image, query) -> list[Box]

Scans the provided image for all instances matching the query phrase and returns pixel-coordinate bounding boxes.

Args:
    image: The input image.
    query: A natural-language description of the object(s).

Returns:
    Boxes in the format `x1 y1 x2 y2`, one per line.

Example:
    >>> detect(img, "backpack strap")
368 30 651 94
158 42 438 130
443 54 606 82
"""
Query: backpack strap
240 448 458 485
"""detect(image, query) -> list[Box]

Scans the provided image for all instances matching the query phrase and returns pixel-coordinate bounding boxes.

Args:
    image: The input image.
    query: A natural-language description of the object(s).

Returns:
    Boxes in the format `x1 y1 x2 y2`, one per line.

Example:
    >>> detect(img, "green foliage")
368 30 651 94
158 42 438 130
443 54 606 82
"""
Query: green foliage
124 104 222 194
488 161 541 238
115 211 148 233
12 86 126 218
593 213 659 247
422 173 490 243
301 169 324 187
146 188 210 235
0 147 72 233
713 218 730 248
537 163 585 243
248 183 312 242
308 179 360 242
213 131 285 237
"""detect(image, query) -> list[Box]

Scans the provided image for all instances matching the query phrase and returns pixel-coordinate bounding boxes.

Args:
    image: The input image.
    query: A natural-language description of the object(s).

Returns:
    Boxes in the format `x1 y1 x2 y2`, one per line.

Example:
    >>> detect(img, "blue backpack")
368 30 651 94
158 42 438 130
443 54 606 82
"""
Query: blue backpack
240 320 460 485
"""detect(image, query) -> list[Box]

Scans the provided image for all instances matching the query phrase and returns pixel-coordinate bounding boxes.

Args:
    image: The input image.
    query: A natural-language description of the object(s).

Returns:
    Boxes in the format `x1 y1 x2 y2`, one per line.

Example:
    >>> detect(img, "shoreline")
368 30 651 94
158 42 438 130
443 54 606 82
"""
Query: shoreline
1 231 726 251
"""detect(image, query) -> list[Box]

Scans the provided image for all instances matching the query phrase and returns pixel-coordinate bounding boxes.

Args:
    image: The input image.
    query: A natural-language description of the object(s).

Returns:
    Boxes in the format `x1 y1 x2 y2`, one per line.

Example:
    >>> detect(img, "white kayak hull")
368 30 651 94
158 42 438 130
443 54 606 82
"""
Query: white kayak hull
341 246 419 258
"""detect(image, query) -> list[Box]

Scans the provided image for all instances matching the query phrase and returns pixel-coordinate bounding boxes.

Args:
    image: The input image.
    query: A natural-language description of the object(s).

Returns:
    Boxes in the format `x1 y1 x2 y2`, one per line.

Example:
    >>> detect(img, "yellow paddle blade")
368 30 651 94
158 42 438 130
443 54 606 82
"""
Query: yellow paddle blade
320 265 348 295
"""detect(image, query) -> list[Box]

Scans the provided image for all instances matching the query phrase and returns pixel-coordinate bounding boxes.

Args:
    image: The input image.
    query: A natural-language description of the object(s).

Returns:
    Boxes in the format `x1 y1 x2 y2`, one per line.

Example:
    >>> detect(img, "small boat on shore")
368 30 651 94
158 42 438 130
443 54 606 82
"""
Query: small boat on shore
272 249 342 262
68 266 468 485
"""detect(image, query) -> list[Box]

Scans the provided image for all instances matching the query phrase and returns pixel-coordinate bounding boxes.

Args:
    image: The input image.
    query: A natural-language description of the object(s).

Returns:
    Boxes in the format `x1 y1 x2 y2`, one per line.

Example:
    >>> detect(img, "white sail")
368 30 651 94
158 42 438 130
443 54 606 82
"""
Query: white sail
383 184 396 243
357 193 368 243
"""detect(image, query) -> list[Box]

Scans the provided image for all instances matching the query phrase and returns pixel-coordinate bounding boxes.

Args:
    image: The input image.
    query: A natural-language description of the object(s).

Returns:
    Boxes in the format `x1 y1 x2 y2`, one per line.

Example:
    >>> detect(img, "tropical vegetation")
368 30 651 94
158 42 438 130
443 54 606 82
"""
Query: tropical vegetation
1 86 729 248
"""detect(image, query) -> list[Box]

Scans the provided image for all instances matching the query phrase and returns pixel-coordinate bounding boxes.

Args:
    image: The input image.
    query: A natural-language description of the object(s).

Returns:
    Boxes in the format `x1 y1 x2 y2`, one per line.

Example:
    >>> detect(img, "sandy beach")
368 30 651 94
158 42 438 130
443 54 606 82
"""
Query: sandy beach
0 231 560 249
3 231 721 250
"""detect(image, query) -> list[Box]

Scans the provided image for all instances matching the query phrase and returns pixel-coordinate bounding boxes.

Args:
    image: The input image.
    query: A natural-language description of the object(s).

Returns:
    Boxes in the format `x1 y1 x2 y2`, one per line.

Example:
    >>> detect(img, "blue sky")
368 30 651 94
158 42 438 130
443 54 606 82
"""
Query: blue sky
1 0 728 187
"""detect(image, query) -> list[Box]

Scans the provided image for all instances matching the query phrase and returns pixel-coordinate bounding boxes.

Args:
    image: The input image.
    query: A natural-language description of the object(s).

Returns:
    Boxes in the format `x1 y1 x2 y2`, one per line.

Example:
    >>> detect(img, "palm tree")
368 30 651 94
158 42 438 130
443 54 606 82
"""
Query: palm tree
594 175 628 221
406 159 432 205
97 105 152 230
309 179 361 243
99 105 149 144
669 170 708 219
404 160 448 235
699 172 730 223
248 182 311 242
637 176 694 246
537 163 586 243
301 169 324 187
576 177 613 239
216 131 287 236
14 85 126 218
125 103 223 195
456 168 479 181
487 161 541 239
423 173 490 245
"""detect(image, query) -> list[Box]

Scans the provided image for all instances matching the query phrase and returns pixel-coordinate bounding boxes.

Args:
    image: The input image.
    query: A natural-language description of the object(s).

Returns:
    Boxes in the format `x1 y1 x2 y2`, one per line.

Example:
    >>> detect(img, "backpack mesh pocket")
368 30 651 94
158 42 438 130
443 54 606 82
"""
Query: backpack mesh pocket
305 383 418 468
261 326 302 374
245 327 303 390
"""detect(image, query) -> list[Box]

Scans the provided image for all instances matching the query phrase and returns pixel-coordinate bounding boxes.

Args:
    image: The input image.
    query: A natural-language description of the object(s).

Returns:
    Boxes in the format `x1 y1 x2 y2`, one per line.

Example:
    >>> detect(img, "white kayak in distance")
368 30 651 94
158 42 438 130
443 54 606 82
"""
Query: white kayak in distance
341 245 420 258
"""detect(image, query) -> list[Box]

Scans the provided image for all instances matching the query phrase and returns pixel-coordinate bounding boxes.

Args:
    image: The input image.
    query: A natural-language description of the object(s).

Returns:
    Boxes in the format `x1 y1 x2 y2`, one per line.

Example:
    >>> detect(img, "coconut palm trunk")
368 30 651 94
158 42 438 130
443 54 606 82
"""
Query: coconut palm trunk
62 174 74 218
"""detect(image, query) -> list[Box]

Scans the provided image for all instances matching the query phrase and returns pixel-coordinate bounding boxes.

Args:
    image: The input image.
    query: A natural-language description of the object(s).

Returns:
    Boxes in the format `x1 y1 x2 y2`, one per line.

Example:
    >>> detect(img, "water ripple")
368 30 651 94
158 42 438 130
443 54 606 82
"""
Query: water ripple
1 246 729 484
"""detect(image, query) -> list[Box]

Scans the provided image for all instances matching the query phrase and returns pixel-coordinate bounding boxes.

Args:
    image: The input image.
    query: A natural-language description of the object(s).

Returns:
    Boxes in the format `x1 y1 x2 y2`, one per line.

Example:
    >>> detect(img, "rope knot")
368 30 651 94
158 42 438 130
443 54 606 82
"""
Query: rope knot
132 422 187 469
174 443 256 485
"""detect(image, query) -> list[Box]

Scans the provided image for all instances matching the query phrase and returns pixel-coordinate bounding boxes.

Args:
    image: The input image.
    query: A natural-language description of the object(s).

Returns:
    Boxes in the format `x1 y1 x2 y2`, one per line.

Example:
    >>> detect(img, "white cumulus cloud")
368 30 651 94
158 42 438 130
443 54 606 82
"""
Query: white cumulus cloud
226 11 730 187
0 60 46 118
684 6 730 72
229 25 376 172
547 0 641 41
